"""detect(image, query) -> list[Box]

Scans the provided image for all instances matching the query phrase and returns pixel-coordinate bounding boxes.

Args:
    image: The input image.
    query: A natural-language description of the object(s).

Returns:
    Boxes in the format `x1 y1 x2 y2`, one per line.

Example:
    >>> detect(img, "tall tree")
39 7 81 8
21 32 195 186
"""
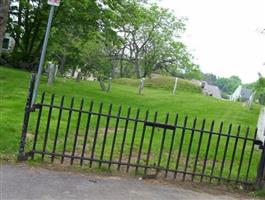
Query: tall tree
7 0 115 69
216 76 242 94
112 2 197 78
47 0 103 73
7 0 50 68
0 0 10 57
202 73 218 85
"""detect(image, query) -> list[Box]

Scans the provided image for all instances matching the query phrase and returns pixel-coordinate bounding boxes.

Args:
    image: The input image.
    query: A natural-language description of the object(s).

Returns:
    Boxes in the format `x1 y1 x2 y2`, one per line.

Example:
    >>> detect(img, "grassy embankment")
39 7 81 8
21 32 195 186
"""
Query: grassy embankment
0 66 262 182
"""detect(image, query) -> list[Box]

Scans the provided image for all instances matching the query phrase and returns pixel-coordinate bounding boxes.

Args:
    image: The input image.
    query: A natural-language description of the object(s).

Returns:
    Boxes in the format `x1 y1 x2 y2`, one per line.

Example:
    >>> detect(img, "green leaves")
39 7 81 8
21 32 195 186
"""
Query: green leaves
7 0 200 81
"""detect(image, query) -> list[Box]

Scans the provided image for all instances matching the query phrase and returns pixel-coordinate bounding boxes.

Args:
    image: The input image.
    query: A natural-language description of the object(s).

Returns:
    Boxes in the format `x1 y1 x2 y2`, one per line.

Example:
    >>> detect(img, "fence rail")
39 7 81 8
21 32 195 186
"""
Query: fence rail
18 75 265 188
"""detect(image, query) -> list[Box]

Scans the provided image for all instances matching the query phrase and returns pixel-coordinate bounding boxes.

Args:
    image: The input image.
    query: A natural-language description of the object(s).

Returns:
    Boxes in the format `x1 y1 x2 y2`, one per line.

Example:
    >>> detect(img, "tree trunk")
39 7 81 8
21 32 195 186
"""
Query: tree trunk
135 60 141 79
120 61 123 78
0 0 11 57
119 47 125 78
59 55 66 74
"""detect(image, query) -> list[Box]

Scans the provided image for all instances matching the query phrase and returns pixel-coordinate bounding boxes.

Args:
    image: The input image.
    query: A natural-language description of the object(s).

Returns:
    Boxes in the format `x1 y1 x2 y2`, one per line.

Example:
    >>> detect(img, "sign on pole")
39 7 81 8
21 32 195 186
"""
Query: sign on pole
48 0 60 6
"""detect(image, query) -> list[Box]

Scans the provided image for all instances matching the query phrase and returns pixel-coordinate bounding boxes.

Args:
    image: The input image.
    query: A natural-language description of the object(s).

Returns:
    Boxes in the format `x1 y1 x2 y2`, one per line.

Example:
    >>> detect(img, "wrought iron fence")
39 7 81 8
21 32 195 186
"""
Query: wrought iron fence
18 75 265 188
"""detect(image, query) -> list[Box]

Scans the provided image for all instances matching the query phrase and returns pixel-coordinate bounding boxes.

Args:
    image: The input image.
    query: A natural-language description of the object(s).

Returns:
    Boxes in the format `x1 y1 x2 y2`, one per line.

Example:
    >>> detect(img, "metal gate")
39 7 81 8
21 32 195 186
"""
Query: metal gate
18 75 265 188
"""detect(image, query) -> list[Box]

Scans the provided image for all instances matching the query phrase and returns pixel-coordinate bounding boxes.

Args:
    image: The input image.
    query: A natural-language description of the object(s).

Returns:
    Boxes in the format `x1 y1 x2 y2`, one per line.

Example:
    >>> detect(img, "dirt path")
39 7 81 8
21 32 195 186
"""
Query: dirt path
0 164 255 200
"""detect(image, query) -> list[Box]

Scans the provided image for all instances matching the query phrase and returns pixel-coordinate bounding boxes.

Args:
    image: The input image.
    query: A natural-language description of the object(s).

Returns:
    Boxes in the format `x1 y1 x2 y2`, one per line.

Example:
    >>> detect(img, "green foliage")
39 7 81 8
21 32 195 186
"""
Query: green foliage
252 189 265 197
244 82 257 90
255 77 265 105
5 0 200 81
256 77 265 92
7 0 117 68
116 2 198 78
202 73 218 85
216 76 242 95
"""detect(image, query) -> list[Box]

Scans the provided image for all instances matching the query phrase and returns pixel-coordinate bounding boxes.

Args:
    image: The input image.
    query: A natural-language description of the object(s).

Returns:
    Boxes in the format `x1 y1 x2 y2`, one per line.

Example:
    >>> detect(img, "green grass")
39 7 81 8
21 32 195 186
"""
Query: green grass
0 66 262 184
113 76 201 93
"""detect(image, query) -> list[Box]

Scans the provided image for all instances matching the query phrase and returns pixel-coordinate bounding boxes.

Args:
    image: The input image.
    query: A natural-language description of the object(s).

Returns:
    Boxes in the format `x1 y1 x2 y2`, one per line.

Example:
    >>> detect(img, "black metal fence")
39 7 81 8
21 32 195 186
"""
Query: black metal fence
18 75 265 188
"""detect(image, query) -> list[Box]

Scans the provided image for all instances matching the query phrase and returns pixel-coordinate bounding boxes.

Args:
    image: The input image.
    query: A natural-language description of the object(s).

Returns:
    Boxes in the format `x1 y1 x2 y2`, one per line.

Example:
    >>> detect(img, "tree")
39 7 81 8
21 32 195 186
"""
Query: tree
202 73 218 85
255 75 265 105
7 0 50 68
6 0 200 82
0 0 11 57
216 76 242 94
7 0 119 69
115 2 190 78
47 0 106 73
153 41 201 79
77 36 114 90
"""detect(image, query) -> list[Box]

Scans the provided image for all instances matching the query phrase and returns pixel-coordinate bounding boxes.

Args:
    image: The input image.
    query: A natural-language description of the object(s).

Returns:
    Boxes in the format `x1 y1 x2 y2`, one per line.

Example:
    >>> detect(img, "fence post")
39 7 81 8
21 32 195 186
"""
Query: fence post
256 141 265 188
18 74 35 160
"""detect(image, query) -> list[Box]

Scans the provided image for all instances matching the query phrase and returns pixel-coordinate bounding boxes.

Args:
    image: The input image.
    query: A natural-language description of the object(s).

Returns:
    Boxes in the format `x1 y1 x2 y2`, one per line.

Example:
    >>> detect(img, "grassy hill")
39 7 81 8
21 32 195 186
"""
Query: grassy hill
0 66 261 156
113 76 201 93
0 66 262 182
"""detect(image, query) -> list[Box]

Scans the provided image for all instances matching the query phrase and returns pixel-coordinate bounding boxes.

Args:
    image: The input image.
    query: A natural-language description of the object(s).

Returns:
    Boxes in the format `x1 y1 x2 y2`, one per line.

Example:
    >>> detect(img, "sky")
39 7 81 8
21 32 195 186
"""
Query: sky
158 0 265 83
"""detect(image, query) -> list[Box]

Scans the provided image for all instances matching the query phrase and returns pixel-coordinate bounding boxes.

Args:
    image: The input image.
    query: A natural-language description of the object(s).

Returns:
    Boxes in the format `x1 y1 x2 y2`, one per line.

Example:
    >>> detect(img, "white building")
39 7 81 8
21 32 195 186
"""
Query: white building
230 85 252 102
202 81 222 99
192 80 222 99
1 33 15 52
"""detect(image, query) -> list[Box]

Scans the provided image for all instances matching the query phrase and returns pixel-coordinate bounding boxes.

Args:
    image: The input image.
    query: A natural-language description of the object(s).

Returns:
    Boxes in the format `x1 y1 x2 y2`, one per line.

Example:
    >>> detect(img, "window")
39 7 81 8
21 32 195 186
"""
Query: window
2 38 9 49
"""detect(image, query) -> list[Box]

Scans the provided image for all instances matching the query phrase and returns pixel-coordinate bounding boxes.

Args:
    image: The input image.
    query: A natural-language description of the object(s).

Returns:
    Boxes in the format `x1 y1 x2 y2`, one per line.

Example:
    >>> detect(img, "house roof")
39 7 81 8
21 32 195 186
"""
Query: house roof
241 88 252 99
203 83 222 99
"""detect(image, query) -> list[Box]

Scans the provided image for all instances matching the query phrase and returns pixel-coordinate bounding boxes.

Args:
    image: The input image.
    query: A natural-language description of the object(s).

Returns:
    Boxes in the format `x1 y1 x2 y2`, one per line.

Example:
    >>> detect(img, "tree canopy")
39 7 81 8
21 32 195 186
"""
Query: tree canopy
4 0 200 80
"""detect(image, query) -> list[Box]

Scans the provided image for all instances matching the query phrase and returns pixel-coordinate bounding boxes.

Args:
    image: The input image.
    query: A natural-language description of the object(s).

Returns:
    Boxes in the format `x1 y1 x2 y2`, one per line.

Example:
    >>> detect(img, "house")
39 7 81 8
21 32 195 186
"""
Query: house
201 81 222 99
230 85 252 102
191 80 222 99
1 33 15 52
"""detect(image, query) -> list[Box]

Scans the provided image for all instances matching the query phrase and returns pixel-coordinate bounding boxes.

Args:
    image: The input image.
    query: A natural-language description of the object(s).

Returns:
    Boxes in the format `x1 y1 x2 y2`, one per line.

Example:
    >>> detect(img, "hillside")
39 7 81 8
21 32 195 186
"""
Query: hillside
0 66 261 158
113 76 201 93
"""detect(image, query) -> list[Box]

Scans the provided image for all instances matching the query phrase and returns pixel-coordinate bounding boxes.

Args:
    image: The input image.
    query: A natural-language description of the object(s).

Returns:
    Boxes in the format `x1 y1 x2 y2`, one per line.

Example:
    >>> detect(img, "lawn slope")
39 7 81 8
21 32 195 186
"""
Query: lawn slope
0 66 261 158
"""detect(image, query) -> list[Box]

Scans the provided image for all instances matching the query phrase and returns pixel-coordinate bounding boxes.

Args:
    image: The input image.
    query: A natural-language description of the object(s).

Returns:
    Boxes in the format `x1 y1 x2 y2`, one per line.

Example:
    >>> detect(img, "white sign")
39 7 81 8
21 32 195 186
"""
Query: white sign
48 0 60 6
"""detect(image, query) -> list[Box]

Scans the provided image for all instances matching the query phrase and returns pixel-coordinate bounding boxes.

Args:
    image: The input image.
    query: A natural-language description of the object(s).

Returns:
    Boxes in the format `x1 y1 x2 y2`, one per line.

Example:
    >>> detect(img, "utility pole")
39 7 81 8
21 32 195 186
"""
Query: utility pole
31 0 60 106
